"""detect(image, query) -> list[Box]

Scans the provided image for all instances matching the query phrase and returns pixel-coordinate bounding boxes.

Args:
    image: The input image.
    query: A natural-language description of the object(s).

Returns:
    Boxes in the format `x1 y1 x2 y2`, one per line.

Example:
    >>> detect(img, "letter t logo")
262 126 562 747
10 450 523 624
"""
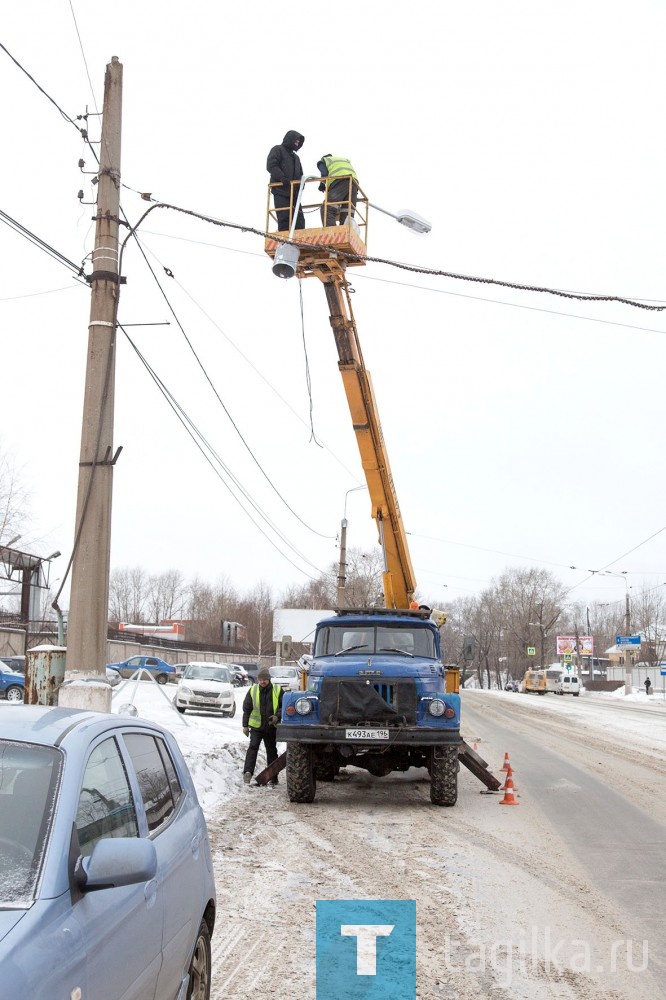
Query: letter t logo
340 925 394 975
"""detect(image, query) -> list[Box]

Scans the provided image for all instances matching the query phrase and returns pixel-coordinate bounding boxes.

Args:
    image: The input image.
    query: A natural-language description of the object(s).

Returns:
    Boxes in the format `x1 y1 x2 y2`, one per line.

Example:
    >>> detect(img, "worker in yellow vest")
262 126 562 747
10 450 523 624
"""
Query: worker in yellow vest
317 154 359 227
242 665 284 785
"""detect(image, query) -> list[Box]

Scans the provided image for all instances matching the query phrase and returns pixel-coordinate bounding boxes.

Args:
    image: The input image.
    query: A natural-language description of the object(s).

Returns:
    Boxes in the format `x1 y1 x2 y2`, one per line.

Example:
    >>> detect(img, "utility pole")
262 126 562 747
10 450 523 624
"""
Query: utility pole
624 587 632 697
337 516 348 606
59 57 123 713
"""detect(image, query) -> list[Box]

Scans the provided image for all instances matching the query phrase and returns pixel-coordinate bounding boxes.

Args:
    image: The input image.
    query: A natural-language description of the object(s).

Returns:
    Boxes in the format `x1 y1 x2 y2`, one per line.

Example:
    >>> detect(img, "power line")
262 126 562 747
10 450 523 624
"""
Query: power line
0 209 87 280
0 41 85 133
119 325 325 581
130 199 666 313
126 233 336 540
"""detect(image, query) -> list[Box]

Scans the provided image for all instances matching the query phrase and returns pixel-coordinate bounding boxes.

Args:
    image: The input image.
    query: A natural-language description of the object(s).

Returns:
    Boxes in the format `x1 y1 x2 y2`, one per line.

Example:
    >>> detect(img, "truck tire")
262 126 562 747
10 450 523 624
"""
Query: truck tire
286 743 316 803
430 745 458 807
314 759 340 782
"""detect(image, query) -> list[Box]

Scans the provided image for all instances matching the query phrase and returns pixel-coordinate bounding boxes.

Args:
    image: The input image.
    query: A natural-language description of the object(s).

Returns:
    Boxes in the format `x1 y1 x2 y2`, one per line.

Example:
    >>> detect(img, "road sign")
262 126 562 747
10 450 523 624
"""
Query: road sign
564 653 572 663
616 635 641 646
527 646 536 656
661 668 666 677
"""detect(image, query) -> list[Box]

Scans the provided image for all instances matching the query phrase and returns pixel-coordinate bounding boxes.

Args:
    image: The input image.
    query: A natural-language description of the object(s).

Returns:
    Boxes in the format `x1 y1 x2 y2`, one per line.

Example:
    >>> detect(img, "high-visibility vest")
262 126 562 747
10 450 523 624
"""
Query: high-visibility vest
322 156 358 182
248 683 281 728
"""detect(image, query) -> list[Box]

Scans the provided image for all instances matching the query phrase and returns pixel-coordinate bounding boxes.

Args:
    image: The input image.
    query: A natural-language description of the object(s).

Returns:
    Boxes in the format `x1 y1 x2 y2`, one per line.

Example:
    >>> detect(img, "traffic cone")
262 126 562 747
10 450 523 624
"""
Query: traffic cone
499 775 519 805
501 752 511 771
501 765 517 792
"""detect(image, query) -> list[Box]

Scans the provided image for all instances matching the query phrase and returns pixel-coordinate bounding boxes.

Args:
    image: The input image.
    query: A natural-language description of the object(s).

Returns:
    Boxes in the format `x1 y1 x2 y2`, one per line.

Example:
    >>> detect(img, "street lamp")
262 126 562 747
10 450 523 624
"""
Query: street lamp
337 485 367 606
368 203 432 234
590 569 632 694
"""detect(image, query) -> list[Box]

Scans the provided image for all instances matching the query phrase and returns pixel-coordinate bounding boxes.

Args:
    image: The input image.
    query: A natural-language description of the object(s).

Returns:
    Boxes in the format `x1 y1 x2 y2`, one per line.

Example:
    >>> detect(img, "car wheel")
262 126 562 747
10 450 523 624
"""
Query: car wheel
6 685 24 703
186 919 211 1000
176 705 186 714
156 673 168 685
227 701 237 718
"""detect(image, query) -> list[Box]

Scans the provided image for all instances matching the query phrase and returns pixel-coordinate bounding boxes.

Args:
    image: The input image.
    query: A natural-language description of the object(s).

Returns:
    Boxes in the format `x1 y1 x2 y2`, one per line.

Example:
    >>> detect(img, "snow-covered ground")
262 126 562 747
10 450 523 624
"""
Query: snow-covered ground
110 679 666 815
109 681 666 999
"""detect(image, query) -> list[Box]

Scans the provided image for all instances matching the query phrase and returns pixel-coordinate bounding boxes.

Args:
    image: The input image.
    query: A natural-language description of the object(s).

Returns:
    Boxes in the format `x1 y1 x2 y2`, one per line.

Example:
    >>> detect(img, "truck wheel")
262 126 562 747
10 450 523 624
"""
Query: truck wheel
314 759 339 782
430 745 458 807
286 743 316 803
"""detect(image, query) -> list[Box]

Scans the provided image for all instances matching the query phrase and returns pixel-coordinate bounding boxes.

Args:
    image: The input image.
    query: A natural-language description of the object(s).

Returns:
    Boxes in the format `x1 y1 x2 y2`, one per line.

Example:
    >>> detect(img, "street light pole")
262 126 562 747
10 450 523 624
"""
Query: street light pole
337 486 366 607
600 571 632 695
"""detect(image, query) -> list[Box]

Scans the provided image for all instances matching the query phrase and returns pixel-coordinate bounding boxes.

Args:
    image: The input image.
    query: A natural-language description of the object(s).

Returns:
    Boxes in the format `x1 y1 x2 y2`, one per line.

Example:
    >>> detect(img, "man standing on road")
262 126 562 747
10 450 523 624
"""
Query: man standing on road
242 666 283 785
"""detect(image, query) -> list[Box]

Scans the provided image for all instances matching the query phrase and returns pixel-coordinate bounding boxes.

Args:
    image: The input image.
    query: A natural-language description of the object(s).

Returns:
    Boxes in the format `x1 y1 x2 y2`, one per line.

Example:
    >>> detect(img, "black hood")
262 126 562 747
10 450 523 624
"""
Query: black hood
282 130 305 150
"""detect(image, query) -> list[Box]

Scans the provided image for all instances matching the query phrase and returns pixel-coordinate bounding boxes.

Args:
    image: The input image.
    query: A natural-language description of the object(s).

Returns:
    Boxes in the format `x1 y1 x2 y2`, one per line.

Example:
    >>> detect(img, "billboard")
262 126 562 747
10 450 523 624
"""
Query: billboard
556 635 594 656
272 608 335 644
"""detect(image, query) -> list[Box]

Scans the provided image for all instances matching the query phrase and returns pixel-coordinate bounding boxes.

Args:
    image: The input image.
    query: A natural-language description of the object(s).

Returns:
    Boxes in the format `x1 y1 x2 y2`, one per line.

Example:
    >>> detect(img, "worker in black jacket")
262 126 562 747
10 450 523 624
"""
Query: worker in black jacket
242 666 284 785
267 130 305 232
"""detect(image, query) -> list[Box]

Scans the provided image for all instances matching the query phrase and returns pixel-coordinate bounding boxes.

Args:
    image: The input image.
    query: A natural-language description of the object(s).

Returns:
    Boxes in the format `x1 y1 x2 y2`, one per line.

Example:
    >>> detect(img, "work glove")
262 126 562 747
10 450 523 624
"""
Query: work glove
269 715 279 726
242 727 250 737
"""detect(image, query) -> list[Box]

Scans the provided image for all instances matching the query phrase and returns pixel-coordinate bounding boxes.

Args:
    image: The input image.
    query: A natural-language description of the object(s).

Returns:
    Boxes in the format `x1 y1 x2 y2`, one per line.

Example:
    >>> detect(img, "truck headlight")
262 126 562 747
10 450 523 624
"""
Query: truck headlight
295 698 313 715
428 699 446 717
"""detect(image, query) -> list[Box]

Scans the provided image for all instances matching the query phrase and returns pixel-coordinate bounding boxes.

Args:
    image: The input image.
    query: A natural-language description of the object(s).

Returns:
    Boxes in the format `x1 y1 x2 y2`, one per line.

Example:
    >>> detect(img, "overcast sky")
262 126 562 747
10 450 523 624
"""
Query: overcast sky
2 2 666 618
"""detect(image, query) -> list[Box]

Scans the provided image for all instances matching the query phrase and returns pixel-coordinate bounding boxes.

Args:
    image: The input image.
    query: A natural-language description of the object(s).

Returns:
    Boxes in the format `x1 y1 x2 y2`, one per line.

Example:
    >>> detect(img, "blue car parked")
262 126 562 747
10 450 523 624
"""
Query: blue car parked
0 661 24 701
106 654 176 685
0 705 216 999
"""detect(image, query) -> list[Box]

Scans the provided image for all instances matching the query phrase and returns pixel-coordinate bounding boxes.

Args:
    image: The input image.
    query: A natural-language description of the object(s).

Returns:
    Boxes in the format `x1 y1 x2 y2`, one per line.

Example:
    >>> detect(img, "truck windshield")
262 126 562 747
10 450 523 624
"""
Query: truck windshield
315 624 436 658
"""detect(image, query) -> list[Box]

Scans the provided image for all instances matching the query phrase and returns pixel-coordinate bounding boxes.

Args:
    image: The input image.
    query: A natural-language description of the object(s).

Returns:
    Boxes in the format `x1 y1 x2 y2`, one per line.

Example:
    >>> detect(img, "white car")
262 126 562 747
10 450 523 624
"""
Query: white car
175 663 236 716
269 665 300 691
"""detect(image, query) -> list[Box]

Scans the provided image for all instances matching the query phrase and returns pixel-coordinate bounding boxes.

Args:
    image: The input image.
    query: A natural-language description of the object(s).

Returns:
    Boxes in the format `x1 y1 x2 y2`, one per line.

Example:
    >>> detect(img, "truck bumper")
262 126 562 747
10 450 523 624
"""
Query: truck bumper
276 724 460 746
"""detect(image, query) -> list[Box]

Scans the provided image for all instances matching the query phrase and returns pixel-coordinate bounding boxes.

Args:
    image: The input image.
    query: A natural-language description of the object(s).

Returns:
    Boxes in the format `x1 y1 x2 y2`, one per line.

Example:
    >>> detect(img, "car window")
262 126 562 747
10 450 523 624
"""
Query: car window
127 657 142 667
0 742 62 903
123 733 179 833
76 738 139 857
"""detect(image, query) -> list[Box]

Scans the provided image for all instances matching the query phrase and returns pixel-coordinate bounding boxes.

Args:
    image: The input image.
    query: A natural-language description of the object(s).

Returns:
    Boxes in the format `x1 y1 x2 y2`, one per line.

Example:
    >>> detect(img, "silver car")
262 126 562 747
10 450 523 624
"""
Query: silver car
0 704 216 999
269 664 300 691
175 663 236 716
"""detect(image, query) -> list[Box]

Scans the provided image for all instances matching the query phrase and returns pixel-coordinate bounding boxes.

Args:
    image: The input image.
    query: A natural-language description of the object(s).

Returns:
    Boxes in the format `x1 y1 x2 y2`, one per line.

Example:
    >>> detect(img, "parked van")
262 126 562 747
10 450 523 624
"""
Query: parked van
556 673 580 696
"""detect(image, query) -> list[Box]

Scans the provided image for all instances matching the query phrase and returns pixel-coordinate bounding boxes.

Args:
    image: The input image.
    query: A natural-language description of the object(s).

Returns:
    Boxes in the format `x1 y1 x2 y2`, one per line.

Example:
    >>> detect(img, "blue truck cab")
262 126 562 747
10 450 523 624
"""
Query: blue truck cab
277 607 460 806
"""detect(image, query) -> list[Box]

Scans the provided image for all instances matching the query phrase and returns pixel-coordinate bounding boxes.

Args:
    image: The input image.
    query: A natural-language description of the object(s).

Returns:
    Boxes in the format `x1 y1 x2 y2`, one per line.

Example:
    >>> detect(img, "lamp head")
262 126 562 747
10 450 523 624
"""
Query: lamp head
272 243 300 279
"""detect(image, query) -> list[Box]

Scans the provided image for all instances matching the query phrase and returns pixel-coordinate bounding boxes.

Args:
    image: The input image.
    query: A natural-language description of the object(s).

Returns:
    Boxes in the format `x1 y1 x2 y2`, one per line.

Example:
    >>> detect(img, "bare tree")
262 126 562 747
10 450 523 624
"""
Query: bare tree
109 566 150 623
146 569 188 623
0 446 30 546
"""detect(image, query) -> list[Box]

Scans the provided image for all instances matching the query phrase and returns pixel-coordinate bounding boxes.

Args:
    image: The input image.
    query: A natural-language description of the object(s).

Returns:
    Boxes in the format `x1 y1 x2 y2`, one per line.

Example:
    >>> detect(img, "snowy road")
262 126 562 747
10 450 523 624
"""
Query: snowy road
114 683 666 999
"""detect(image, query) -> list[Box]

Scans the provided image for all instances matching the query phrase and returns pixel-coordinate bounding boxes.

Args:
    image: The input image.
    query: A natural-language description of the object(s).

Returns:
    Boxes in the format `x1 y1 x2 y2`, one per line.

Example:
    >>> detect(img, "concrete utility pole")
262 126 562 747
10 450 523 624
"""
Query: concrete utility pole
624 588 632 697
337 516 348 607
59 57 123 713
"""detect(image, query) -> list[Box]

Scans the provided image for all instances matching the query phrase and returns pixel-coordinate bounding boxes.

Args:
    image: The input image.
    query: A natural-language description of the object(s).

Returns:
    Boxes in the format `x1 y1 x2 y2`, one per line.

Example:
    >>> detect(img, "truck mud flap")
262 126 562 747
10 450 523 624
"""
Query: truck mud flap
459 740 502 791
254 751 287 786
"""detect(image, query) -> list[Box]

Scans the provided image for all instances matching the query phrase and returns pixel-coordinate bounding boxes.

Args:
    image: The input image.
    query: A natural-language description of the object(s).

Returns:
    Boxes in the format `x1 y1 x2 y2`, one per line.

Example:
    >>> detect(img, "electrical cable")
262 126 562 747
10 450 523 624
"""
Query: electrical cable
0 42 85 133
129 199 666 313
126 233 335 540
0 209 87 280
119 324 325 581
298 277 324 447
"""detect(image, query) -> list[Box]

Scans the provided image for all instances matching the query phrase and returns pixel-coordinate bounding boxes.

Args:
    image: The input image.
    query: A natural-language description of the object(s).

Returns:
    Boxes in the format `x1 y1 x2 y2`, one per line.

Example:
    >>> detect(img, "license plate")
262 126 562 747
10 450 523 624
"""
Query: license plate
194 696 216 704
345 728 389 740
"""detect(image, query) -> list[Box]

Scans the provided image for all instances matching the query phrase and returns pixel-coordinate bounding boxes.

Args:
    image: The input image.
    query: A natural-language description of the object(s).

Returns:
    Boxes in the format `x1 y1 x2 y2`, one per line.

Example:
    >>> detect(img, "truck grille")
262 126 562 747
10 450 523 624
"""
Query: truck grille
320 678 417 725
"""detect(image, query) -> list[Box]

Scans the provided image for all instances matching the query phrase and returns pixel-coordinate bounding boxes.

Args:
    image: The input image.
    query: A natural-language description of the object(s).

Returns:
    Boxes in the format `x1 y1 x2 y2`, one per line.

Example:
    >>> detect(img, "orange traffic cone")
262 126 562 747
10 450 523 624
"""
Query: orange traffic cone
499 775 519 805
501 765 517 792
501 752 511 771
